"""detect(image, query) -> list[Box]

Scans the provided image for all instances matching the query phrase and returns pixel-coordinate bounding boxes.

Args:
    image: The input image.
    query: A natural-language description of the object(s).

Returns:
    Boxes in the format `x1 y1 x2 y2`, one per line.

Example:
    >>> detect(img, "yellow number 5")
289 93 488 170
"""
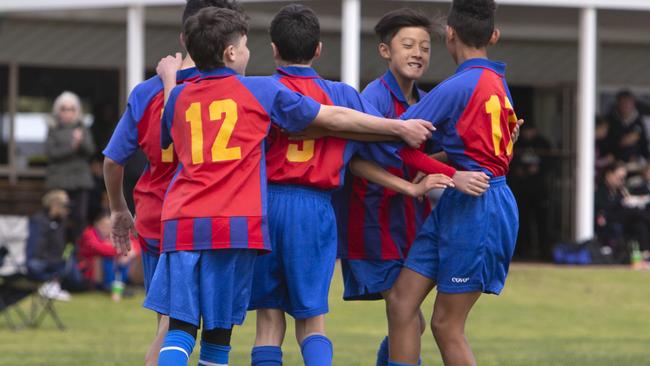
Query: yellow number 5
287 140 315 162
485 95 516 156
185 99 241 165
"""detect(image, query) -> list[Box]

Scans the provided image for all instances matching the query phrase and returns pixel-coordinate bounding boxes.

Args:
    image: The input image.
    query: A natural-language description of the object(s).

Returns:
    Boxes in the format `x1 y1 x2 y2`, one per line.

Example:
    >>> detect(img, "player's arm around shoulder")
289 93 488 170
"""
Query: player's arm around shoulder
311 84 434 148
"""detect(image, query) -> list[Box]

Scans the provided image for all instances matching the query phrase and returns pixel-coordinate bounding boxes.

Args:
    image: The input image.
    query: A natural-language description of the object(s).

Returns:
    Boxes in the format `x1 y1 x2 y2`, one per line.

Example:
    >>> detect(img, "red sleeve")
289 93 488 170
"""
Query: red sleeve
398 147 457 178
78 227 117 257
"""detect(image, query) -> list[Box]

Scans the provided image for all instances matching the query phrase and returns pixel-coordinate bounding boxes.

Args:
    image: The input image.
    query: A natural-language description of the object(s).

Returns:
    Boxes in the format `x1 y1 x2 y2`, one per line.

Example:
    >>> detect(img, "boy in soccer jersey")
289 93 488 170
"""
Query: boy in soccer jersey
245 5 474 366
335 9 492 366
102 2 240 365
146 7 438 366
386 1 519 365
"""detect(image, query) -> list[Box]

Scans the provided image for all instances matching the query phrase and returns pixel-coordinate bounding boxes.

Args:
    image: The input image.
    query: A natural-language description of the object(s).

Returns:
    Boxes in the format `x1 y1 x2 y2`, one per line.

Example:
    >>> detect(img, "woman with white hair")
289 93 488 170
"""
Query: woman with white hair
45 91 95 242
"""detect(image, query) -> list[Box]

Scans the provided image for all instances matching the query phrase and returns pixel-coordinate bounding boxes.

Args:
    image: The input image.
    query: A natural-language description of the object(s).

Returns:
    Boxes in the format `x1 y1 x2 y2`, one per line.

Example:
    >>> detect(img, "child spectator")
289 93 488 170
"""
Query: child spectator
27 190 72 301
77 211 138 291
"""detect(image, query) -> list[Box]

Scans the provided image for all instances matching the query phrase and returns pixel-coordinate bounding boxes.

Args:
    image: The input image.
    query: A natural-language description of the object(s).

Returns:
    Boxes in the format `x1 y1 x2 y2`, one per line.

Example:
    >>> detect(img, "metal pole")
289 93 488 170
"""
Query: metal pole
341 0 360 90
127 4 145 94
8 63 18 185
575 7 597 242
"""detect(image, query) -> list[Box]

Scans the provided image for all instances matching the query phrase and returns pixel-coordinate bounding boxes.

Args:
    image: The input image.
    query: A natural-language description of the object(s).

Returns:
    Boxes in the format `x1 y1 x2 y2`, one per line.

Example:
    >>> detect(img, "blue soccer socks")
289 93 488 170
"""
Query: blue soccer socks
376 336 389 366
158 330 196 366
198 341 230 365
251 345 283 366
300 334 333 366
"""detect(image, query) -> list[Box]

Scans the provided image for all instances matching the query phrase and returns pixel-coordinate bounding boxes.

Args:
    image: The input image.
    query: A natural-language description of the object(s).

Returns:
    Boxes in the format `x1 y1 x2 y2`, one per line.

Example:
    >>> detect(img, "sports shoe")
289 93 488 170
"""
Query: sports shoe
38 281 71 301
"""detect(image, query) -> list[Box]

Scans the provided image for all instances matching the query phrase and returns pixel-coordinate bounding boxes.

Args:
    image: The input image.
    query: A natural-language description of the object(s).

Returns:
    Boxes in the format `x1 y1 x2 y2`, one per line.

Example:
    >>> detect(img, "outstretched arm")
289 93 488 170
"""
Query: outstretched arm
288 126 400 142
311 105 434 148
103 157 134 255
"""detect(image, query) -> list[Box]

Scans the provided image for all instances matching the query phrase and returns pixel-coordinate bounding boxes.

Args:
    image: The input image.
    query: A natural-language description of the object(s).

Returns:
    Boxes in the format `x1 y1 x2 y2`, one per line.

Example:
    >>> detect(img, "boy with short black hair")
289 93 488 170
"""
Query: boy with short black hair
249 5 491 366
103 1 241 364
337 9 490 365
148 6 438 366
386 1 520 365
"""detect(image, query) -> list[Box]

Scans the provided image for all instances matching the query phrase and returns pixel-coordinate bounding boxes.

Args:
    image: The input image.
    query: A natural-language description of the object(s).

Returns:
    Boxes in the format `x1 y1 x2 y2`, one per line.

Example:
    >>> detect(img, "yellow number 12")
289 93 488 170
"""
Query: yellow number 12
186 99 241 165
485 95 516 156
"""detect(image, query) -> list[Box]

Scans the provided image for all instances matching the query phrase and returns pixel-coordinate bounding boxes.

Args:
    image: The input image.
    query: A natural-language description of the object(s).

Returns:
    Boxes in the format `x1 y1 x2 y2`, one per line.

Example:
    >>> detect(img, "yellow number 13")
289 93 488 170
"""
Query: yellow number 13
186 99 241 164
485 95 517 156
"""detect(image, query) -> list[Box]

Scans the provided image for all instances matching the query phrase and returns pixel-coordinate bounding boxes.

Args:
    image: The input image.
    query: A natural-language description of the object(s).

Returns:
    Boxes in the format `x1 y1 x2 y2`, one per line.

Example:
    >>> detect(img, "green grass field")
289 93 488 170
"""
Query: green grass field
1 264 649 365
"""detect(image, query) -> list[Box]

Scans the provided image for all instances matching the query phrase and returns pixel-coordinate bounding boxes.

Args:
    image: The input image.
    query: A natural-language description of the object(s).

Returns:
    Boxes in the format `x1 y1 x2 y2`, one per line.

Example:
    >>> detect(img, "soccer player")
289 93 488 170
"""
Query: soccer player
247 5 467 366
145 8 436 366
386 1 519 365
103 1 241 365
336 9 490 366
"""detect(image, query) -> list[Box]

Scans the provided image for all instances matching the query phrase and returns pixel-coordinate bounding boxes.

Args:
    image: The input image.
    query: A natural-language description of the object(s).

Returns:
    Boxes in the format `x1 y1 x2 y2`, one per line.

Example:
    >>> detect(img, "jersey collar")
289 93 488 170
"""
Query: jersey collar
176 67 200 82
455 58 506 76
199 67 239 79
276 66 321 79
380 69 423 105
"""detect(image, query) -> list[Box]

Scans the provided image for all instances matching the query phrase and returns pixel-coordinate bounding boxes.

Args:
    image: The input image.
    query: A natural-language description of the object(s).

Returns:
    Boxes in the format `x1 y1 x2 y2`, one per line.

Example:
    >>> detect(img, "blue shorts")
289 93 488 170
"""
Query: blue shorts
143 249 256 330
341 259 403 301
249 185 337 319
405 176 518 295
141 249 159 294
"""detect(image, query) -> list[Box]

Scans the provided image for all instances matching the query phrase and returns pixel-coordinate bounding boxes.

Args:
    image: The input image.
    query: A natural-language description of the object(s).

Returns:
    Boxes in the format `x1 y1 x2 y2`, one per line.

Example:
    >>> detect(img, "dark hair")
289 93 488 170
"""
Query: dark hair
374 8 433 44
595 115 609 127
184 7 249 71
447 0 496 48
602 161 626 179
616 89 634 102
270 4 320 64
182 0 242 28
92 209 111 224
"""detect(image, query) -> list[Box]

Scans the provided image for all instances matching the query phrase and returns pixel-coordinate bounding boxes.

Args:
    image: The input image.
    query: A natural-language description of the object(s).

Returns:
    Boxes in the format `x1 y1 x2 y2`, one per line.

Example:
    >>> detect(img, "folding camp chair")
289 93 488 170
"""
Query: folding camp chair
0 215 66 331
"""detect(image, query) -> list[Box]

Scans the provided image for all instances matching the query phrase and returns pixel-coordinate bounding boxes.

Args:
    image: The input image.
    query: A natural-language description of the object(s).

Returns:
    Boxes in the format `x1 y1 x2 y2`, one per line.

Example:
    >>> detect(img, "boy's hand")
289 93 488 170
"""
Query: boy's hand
398 119 435 148
110 209 135 255
511 118 524 143
411 171 426 185
156 53 183 86
452 171 490 197
409 174 454 199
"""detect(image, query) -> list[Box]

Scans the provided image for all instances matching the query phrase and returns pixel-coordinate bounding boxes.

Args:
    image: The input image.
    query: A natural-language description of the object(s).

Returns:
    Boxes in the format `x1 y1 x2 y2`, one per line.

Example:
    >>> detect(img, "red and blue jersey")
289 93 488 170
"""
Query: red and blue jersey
335 69 431 261
160 67 320 253
401 58 518 177
362 69 426 120
265 66 395 190
103 67 200 253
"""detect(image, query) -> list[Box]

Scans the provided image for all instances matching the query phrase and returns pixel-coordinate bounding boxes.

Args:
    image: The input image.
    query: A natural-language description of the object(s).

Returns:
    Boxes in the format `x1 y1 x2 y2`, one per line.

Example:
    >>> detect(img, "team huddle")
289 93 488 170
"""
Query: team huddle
102 0 519 365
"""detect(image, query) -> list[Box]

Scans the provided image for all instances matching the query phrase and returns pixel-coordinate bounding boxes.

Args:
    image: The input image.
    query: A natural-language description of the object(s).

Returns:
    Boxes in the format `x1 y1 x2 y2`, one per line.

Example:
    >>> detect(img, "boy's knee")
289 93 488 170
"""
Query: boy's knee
386 293 417 322
418 311 427 335
430 313 462 342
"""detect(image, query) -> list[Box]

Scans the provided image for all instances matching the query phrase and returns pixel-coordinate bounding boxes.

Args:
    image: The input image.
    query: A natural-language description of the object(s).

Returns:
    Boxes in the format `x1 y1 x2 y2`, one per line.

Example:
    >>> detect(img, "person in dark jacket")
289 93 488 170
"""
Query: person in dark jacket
595 162 650 262
26 190 72 301
45 91 95 243
606 91 649 163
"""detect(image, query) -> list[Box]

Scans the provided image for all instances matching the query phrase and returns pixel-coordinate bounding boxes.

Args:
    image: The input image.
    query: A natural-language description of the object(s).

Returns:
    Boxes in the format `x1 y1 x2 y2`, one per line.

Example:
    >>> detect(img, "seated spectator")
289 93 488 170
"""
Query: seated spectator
26 190 71 301
77 211 138 292
606 90 648 163
596 162 650 262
